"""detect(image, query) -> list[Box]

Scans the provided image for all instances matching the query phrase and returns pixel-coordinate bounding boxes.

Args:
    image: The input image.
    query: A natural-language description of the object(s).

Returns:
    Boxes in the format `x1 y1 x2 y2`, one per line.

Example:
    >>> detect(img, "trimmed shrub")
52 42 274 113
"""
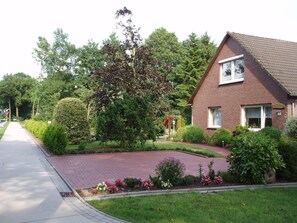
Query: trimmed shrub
24 119 48 139
173 127 187 142
155 157 185 186
227 132 284 184
53 98 90 144
284 116 297 139
182 125 204 143
259 127 282 141
210 128 233 147
277 140 297 181
43 124 68 155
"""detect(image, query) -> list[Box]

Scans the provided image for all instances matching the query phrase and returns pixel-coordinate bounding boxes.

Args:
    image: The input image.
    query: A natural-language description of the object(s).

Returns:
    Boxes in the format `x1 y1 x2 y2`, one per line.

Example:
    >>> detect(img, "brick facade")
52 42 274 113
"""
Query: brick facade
191 37 289 134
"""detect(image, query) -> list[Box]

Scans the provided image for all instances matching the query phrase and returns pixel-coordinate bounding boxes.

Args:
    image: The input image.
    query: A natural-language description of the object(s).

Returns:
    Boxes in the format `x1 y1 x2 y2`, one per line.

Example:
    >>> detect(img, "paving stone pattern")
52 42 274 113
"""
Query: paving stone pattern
49 151 228 189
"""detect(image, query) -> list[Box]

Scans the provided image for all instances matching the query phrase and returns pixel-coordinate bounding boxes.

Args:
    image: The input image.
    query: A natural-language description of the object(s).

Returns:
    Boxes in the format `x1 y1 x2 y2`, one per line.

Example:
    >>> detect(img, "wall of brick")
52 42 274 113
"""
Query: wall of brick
192 37 288 134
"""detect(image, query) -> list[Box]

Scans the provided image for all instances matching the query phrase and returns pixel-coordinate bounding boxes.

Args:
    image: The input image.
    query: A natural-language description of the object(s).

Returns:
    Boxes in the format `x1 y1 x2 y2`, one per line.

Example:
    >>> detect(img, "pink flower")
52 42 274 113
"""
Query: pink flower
214 176 223 184
201 175 212 186
142 179 154 190
115 178 125 187
107 184 119 193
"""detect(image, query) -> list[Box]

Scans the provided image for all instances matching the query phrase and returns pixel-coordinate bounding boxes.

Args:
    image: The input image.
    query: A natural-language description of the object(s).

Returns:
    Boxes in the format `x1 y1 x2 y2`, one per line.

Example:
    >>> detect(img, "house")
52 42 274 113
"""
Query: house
189 32 297 134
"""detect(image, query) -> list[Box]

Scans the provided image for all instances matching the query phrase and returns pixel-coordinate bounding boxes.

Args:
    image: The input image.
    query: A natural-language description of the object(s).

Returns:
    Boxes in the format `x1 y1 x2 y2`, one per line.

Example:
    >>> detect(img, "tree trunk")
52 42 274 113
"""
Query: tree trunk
31 99 36 118
8 98 11 122
16 106 19 118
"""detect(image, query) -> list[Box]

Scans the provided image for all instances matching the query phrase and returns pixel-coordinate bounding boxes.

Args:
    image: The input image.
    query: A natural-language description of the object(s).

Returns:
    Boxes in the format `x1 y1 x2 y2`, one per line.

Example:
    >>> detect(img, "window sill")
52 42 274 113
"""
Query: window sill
219 79 244 86
207 126 221 130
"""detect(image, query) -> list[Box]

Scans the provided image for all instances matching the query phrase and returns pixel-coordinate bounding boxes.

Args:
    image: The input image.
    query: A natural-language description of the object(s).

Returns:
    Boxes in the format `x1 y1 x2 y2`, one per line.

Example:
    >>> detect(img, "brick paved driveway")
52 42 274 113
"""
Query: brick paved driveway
48 151 228 189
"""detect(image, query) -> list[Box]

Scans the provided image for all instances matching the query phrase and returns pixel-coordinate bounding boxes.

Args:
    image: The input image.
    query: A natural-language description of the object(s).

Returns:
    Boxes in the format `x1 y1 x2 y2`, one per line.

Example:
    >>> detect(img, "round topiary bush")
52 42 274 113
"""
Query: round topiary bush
53 98 90 144
182 125 204 143
210 128 233 147
43 124 68 155
227 132 284 184
259 127 282 141
155 157 185 186
285 116 297 139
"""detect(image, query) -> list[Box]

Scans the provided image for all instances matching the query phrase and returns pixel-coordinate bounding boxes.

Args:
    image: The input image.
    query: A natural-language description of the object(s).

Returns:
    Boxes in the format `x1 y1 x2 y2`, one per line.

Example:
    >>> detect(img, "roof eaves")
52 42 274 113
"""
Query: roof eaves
228 32 293 96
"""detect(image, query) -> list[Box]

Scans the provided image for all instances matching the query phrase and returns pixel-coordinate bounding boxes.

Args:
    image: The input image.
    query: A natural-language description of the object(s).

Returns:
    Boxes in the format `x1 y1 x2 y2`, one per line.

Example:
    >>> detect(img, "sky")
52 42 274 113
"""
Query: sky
0 0 296 80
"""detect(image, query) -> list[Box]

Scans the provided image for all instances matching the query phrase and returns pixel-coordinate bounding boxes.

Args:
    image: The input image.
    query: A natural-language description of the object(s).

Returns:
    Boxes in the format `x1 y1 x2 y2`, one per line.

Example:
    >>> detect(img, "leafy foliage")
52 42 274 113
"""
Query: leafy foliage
284 116 297 139
123 177 141 189
259 127 282 141
92 8 170 111
0 73 36 119
182 125 204 143
227 132 284 184
233 125 250 137
210 128 233 147
96 94 156 148
277 140 297 181
43 124 68 155
53 98 90 144
173 126 187 142
155 157 185 186
24 119 48 140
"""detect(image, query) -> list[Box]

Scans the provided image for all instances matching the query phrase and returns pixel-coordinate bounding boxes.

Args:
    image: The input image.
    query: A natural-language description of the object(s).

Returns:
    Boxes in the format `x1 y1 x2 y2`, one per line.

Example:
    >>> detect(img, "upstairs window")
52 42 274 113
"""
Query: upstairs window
208 107 222 128
219 55 244 84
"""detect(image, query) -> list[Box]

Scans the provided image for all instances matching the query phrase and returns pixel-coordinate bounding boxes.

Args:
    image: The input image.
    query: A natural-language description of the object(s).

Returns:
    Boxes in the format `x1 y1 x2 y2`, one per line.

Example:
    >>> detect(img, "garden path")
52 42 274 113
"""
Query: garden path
0 122 126 223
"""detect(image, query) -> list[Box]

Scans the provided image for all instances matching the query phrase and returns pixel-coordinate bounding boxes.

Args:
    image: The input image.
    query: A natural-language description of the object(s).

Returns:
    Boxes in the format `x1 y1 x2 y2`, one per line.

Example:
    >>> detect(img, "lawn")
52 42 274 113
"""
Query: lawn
0 121 9 140
89 188 297 223
66 140 222 157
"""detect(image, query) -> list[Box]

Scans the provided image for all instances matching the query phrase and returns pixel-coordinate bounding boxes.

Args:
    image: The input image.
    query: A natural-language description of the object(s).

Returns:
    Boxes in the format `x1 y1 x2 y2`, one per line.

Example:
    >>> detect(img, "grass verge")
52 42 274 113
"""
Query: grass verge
89 188 297 223
0 121 9 140
66 140 222 157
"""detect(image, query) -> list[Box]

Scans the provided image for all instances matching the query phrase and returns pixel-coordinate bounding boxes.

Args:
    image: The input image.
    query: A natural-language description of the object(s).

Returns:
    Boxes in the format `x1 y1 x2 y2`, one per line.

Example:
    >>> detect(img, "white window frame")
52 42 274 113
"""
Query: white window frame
208 107 222 128
241 105 272 131
219 54 244 85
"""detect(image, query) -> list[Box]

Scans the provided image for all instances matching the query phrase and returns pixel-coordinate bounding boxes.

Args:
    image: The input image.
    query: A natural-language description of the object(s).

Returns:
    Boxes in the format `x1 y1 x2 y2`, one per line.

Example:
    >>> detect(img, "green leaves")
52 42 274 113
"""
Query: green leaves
227 132 284 184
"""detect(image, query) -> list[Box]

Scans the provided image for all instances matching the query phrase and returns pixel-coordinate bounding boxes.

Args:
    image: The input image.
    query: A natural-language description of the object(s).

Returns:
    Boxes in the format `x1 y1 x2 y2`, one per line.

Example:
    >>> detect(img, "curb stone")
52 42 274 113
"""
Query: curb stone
84 182 297 201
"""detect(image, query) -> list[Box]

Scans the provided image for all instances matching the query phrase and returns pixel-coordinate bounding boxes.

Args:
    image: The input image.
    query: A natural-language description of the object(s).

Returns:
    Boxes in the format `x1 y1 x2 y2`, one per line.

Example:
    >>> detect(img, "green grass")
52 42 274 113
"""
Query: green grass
65 140 222 157
0 121 9 140
89 188 297 223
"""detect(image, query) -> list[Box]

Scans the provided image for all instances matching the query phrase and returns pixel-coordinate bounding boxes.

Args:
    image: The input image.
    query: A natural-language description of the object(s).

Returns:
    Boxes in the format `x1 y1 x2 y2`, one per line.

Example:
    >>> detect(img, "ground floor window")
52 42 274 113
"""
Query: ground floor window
242 105 272 130
208 107 222 128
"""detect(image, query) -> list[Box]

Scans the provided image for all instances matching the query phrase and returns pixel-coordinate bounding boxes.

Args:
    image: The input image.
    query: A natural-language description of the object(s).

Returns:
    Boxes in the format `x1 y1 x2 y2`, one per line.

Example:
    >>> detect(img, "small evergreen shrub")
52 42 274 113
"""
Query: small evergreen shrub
217 171 238 183
210 128 233 147
43 125 68 155
233 125 250 137
155 157 185 186
182 125 204 143
227 132 284 184
24 119 48 139
53 98 90 144
179 175 197 186
259 127 282 141
277 140 297 181
123 177 141 189
284 116 297 139
173 127 187 142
